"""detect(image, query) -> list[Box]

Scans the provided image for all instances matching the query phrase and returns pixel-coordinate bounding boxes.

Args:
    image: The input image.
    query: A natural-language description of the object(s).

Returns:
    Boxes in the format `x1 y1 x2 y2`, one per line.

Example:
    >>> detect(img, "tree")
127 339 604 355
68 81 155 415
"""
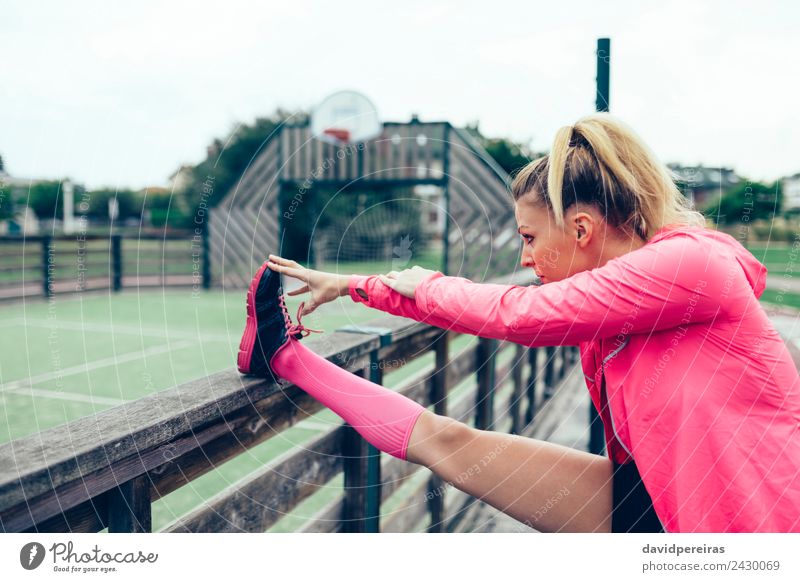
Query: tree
179 108 308 216
24 180 89 220
81 188 140 221
481 137 537 176
464 122 538 176
704 181 782 225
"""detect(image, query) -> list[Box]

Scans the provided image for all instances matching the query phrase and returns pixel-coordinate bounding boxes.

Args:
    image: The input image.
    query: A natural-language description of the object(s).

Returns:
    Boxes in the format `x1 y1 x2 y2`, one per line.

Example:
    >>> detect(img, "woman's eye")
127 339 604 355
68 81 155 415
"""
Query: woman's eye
522 235 534 245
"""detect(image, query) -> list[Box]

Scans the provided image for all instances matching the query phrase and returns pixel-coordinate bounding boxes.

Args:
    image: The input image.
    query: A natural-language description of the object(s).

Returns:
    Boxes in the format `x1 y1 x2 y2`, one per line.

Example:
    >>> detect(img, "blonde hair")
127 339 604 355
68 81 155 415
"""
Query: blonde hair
511 112 705 240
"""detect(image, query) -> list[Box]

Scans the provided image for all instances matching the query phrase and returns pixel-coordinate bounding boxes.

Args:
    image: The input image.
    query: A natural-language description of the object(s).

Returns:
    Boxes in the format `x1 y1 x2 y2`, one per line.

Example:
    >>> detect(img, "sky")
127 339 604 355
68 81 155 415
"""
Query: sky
1 0 798 190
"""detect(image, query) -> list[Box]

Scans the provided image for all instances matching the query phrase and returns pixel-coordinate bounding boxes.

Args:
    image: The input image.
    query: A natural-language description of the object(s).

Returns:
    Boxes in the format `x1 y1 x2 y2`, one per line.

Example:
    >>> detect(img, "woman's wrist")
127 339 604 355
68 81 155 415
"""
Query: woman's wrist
337 274 352 297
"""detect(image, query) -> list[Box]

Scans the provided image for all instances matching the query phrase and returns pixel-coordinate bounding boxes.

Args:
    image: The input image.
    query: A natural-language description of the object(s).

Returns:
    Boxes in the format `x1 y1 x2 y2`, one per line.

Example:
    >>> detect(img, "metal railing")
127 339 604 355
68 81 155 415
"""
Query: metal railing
0 230 210 301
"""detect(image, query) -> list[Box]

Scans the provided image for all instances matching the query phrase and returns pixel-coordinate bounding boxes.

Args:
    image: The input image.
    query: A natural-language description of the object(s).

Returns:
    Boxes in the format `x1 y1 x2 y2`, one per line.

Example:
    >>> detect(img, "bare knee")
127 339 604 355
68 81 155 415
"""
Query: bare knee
406 411 474 467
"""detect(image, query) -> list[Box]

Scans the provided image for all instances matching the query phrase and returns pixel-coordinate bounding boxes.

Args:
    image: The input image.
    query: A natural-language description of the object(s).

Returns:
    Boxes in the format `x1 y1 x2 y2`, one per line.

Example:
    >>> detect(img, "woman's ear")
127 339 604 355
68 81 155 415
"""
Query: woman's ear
574 215 592 245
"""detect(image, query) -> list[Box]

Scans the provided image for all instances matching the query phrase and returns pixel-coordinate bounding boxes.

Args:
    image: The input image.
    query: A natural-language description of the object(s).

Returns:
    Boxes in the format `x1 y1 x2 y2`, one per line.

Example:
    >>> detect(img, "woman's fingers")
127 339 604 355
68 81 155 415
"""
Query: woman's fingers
268 254 304 269
286 284 310 296
378 274 396 288
266 260 307 281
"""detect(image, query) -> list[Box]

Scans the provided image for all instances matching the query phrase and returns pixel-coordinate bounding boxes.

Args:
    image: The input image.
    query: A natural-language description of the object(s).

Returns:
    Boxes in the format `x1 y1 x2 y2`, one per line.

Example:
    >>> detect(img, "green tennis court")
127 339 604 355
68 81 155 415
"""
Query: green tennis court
0 284 488 531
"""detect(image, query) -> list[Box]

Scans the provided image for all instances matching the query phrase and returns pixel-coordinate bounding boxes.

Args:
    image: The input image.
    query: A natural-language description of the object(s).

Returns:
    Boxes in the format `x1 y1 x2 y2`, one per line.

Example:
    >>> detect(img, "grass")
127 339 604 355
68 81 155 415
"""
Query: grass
758 289 800 310
745 243 800 277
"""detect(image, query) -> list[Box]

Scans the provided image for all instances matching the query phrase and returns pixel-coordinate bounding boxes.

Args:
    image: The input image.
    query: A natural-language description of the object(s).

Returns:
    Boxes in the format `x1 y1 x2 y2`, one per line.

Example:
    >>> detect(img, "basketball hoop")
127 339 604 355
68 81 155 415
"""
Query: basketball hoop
322 128 351 144
311 91 381 145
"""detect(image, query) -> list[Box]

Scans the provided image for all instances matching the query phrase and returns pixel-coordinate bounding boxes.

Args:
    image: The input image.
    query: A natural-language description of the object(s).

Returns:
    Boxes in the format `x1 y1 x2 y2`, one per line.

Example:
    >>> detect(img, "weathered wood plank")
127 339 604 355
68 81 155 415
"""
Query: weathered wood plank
164 425 347 532
295 494 344 533
0 331 379 525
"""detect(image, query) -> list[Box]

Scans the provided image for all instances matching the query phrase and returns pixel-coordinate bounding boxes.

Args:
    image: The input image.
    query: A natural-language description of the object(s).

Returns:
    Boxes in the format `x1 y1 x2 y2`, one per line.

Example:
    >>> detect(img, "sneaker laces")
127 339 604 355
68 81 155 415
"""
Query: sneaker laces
278 294 323 338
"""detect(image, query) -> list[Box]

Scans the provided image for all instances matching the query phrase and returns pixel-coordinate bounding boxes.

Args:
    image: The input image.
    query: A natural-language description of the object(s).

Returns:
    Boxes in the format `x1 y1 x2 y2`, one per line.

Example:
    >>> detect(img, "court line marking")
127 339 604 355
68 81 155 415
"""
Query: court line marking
1 318 234 342
1 339 197 394
3 387 128 407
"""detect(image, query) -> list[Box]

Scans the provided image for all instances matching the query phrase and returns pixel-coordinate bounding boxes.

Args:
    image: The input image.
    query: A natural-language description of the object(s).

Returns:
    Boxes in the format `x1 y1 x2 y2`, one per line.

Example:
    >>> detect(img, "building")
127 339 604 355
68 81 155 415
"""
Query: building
668 164 741 209
782 173 800 212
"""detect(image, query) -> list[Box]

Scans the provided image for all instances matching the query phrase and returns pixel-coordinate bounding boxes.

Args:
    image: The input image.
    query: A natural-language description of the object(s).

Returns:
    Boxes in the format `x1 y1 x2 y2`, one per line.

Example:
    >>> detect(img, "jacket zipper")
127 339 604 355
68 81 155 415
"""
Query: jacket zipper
601 335 634 459
600 335 670 533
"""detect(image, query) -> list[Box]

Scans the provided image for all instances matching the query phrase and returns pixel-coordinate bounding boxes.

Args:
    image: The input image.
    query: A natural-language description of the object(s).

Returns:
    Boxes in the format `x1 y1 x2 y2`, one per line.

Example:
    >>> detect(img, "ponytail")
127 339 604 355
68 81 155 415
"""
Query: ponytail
511 113 705 240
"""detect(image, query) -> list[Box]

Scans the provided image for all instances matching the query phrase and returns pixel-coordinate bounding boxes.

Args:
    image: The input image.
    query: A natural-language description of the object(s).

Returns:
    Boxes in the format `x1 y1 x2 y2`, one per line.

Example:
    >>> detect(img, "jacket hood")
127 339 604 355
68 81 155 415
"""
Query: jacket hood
647 224 768 299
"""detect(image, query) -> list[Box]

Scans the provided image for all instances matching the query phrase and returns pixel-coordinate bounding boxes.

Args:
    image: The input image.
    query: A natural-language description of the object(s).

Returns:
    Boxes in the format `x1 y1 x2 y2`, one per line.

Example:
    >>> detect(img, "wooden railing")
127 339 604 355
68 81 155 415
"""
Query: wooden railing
0 271 583 533
0 231 210 301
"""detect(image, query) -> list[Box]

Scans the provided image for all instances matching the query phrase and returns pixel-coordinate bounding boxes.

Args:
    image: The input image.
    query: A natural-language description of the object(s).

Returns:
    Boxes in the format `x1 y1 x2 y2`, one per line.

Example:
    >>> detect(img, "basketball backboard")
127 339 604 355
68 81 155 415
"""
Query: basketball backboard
311 90 381 145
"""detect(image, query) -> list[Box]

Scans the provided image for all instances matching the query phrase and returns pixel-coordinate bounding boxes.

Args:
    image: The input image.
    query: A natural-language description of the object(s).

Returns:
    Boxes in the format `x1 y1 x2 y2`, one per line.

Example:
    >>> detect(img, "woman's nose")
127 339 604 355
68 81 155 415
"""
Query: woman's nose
520 249 534 268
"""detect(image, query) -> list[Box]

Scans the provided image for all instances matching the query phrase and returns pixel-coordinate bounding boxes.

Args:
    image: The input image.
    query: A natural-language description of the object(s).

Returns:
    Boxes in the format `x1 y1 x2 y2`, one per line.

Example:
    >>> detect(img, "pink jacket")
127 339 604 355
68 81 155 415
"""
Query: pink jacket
348 224 800 532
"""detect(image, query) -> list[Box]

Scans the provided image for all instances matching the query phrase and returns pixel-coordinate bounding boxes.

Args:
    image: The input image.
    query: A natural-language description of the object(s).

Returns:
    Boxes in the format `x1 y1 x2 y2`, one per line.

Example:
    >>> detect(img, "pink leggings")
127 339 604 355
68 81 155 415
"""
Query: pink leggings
270 337 427 460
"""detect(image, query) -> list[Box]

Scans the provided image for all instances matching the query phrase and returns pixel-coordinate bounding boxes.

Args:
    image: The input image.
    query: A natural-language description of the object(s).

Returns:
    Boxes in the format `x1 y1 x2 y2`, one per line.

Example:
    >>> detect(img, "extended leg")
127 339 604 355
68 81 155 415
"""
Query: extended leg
271 338 612 532
407 411 614 533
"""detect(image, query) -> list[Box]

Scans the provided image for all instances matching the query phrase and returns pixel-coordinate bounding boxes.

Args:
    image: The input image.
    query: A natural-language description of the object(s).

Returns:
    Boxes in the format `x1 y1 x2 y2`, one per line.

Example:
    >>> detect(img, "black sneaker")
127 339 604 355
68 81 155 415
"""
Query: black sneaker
237 260 321 378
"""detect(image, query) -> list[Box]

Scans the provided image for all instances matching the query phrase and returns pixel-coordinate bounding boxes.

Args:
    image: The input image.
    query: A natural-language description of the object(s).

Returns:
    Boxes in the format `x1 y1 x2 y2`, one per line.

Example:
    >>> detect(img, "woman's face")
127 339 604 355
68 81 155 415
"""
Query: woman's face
514 199 597 283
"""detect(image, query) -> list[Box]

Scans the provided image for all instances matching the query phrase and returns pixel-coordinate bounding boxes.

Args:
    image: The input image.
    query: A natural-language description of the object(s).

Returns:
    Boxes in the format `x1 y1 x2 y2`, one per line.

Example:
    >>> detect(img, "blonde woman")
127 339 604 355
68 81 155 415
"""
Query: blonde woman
239 113 800 533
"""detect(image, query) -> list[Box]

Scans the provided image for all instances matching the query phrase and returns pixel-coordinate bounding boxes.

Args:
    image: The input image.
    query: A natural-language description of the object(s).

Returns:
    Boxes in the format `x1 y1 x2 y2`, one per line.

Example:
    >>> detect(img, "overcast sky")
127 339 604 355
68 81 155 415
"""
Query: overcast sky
2 0 798 190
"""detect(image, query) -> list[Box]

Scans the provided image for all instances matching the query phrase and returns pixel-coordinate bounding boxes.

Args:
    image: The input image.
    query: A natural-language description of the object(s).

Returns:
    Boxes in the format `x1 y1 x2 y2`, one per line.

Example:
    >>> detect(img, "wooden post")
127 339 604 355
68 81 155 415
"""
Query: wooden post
427 331 449 532
341 401 368 533
107 475 151 533
525 347 538 424
475 337 497 430
41 235 53 298
111 234 122 292
364 352 384 533
336 325 393 533
201 221 211 290
509 344 524 434
543 346 556 400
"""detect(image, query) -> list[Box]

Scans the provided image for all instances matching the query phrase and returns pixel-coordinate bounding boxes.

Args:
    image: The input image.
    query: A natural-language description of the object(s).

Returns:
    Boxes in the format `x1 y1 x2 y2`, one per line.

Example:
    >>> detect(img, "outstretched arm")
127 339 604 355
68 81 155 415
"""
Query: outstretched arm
349 236 739 347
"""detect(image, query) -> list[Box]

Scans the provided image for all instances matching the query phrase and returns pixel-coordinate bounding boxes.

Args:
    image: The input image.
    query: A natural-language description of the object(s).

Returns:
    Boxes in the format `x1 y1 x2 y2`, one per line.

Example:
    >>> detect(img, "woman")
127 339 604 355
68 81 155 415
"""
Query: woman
238 113 800 533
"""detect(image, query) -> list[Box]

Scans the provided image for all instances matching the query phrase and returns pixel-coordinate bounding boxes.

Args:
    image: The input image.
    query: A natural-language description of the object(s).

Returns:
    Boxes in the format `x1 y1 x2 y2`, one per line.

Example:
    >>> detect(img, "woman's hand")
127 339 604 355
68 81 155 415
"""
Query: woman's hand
378 266 439 300
266 255 350 317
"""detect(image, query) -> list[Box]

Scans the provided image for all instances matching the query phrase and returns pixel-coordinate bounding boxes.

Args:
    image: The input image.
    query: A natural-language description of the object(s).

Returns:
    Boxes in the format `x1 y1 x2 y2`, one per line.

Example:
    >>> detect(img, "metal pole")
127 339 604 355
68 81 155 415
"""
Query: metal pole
589 38 611 456
596 38 611 112
441 124 451 276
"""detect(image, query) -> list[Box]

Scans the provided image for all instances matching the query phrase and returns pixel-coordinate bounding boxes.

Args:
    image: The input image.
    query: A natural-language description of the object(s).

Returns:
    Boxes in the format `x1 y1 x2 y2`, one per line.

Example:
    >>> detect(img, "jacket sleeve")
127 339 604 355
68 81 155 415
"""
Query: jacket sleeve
349 236 736 347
